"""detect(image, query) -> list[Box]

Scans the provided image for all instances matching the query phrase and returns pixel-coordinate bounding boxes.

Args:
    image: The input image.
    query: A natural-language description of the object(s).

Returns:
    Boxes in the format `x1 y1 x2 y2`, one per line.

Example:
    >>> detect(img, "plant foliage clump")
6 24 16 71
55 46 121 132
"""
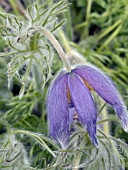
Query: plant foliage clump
0 0 128 170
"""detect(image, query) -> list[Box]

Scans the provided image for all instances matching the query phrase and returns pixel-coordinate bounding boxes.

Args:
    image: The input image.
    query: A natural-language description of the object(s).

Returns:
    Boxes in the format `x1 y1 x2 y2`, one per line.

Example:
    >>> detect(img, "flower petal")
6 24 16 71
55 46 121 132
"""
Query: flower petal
68 72 98 147
73 65 128 131
69 107 75 125
47 71 69 148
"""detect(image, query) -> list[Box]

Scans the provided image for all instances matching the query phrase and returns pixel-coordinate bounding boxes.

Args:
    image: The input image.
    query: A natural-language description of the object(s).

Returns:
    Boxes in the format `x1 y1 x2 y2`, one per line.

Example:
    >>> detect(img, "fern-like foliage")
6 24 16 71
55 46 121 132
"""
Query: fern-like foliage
0 0 67 97
0 133 30 170
0 0 128 169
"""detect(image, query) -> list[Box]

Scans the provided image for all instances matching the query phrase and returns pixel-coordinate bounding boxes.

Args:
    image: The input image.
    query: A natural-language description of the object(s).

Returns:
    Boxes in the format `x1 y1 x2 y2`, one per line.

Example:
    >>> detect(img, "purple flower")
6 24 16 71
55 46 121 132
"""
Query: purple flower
47 65 128 148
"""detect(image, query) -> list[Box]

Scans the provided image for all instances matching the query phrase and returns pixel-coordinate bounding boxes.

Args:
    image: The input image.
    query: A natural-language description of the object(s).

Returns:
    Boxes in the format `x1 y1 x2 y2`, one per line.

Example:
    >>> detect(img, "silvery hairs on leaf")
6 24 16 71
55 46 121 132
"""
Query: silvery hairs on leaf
1 0 67 97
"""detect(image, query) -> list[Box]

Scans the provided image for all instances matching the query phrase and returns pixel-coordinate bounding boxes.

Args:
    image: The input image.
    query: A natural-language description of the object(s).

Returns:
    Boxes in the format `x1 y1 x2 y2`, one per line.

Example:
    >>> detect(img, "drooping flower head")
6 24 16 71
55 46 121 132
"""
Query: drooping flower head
47 65 128 148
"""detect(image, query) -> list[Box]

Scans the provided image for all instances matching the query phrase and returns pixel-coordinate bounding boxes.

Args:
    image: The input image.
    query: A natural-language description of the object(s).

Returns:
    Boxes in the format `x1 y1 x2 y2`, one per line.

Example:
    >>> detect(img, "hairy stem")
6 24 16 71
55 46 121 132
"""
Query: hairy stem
102 106 109 134
83 0 93 38
73 152 82 170
33 26 72 71
99 100 109 134
59 30 71 53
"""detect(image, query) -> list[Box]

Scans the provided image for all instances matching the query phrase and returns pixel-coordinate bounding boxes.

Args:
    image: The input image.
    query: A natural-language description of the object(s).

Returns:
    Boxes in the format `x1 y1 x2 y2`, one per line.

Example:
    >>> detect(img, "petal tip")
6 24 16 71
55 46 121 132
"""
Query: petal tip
88 130 98 148
95 144 98 148
57 134 69 149
123 126 128 133
92 138 98 148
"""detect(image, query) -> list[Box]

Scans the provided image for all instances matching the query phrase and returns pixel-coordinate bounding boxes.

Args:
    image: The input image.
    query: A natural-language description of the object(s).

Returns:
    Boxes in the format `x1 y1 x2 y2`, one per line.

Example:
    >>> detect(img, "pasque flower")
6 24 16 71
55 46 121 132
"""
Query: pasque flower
47 65 128 148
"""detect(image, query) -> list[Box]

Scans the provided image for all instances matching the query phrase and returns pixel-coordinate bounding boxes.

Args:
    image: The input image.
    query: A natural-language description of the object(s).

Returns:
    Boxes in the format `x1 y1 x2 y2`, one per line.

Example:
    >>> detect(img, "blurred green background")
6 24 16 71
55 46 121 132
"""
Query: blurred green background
0 0 128 169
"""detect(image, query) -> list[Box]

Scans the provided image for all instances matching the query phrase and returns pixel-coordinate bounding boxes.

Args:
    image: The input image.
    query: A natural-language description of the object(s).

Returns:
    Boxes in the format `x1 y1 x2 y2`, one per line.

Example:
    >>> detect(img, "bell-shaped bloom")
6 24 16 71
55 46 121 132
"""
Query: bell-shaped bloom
47 65 128 148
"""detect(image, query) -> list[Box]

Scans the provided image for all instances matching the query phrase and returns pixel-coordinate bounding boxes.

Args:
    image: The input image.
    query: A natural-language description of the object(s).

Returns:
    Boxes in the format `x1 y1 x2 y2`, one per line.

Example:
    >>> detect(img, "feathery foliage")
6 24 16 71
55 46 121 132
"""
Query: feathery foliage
0 0 128 169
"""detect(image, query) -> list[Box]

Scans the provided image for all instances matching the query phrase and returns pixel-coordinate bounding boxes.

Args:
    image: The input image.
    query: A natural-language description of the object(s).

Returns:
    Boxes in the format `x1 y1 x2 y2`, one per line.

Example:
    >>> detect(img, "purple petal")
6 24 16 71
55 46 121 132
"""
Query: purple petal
68 73 98 147
69 107 75 125
73 65 128 132
69 107 77 132
47 71 69 148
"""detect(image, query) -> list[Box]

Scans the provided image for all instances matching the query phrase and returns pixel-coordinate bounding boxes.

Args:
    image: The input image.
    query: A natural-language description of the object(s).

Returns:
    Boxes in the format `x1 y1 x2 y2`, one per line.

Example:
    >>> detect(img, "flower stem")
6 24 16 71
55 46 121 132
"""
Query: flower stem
33 26 72 71
59 30 71 53
73 152 82 170
83 0 93 38
98 100 109 134
102 106 109 134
